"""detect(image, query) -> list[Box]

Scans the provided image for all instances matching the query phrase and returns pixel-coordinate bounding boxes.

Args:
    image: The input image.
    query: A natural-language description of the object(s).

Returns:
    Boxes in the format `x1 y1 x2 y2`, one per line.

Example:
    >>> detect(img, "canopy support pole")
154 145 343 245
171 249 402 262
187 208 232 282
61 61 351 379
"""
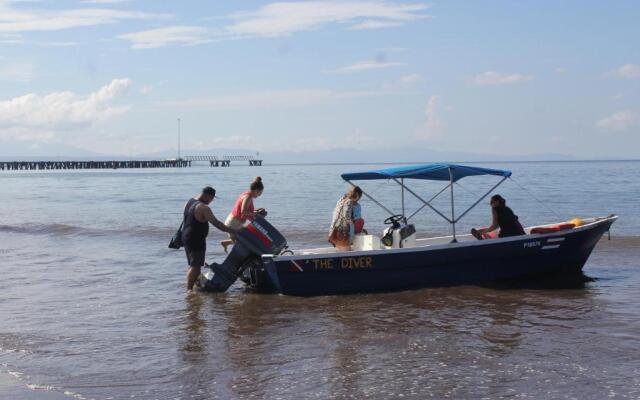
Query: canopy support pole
392 178 452 223
449 168 457 243
454 176 509 223
401 178 405 222
345 180 396 217
406 182 451 221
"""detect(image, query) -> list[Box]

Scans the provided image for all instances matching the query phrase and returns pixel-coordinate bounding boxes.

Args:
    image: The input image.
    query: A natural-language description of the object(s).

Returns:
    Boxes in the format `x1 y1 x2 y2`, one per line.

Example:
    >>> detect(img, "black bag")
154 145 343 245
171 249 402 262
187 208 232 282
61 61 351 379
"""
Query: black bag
170 200 199 249
168 221 184 249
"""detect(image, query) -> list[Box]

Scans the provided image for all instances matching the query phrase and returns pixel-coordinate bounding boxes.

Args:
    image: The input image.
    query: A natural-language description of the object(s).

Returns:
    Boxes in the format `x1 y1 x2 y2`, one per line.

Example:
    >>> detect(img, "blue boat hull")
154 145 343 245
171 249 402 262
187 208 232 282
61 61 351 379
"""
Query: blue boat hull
262 218 615 296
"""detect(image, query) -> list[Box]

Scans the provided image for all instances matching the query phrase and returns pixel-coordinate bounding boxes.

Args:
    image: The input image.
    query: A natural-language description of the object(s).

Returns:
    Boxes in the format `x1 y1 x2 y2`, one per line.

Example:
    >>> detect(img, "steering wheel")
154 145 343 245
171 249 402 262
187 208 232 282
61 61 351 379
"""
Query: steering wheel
384 214 405 228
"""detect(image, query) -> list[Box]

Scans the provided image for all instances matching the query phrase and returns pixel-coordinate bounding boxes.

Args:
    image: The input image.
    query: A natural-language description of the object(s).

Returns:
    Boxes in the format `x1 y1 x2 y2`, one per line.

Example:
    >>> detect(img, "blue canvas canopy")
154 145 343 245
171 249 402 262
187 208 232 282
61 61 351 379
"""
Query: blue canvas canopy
341 163 511 183
341 163 513 242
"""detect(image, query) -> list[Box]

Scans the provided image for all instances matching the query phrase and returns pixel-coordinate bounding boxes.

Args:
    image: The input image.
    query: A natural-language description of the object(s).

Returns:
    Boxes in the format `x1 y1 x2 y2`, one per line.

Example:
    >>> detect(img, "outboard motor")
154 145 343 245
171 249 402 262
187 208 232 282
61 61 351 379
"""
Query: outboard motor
198 216 287 292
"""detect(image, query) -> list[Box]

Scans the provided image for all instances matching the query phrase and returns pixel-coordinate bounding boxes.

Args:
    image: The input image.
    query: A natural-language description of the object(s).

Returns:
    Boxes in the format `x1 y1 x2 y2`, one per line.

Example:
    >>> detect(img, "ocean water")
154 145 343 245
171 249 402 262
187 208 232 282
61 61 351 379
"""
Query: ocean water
0 161 639 399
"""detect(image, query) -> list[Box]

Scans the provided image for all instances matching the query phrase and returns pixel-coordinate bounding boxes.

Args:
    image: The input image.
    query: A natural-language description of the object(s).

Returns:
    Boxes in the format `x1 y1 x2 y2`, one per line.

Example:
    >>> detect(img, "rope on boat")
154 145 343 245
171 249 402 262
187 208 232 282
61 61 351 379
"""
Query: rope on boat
454 181 481 197
456 178 564 221
508 177 563 220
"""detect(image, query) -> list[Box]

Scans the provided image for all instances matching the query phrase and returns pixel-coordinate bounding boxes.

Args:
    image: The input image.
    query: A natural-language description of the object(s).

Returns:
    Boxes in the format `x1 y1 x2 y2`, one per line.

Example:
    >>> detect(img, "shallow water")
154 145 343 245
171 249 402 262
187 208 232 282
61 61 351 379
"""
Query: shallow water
1 161 639 399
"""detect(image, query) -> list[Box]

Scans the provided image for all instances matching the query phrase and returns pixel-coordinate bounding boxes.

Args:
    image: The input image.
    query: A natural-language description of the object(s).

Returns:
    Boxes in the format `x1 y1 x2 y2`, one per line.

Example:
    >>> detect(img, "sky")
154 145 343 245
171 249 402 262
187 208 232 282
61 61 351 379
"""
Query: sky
0 0 638 158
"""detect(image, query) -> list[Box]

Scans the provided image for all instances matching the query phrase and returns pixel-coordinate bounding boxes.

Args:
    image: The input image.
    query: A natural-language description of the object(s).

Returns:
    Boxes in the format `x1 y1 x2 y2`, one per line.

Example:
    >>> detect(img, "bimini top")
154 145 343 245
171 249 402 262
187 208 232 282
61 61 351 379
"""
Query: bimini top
341 163 512 182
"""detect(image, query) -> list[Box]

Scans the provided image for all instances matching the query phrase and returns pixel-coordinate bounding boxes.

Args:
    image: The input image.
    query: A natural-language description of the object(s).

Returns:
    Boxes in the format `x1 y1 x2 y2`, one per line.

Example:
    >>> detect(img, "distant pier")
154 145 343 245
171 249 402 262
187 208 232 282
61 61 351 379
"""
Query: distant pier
0 160 191 171
1 155 263 171
182 155 263 167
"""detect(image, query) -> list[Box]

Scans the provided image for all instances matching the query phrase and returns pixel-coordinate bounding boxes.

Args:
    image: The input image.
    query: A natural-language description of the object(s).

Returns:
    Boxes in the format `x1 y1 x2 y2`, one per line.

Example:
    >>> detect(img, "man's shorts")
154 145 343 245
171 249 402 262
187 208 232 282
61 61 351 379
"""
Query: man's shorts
184 247 206 268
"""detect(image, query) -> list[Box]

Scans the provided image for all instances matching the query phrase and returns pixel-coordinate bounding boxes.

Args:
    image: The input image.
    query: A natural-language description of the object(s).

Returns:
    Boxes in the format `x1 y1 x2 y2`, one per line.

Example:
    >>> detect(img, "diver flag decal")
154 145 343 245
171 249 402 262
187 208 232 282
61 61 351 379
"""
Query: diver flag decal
291 260 304 272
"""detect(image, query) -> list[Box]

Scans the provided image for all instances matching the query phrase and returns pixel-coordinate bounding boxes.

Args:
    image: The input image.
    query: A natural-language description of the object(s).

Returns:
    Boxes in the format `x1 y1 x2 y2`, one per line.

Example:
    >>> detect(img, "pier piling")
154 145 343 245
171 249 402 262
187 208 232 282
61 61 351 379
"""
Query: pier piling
1 154 262 171
0 159 191 171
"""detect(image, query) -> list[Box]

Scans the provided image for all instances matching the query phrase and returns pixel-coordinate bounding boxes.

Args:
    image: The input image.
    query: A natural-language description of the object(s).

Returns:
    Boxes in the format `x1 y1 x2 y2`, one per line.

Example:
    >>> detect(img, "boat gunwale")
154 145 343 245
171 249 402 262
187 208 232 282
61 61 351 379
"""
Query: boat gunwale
262 215 617 262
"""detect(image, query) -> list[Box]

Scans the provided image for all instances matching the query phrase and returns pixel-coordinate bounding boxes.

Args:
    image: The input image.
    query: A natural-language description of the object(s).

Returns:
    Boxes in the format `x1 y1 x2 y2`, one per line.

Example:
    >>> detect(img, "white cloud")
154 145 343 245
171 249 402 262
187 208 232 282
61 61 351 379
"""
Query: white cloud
118 26 209 49
0 78 132 139
139 84 154 94
349 20 404 30
138 80 167 94
608 64 640 79
399 73 423 84
381 73 423 90
416 95 445 140
0 1 168 33
0 32 23 43
158 88 382 111
286 134 386 151
0 33 77 46
375 47 408 53
223 1 428 38
0 62 36 82
37 41 78 47
326 60 406 74
79 0 132 4
189 135 256 150
472 71 535 86
119 2 428 49
596 111 639 131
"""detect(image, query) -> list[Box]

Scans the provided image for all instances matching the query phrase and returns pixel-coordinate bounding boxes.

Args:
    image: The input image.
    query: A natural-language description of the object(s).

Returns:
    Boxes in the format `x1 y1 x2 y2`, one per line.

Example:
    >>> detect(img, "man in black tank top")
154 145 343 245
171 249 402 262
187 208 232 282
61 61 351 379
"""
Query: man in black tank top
182 186 238 290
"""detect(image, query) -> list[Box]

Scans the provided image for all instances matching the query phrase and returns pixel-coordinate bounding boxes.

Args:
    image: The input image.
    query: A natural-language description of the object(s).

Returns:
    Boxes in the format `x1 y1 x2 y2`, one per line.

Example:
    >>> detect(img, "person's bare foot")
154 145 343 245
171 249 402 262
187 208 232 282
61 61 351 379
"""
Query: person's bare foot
470 228 483 240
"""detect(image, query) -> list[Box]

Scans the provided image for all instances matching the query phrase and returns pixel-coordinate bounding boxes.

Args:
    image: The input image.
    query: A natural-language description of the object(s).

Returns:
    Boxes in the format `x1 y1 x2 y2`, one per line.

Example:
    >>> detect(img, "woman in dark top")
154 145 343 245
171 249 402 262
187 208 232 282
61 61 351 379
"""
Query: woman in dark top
471 194 525 239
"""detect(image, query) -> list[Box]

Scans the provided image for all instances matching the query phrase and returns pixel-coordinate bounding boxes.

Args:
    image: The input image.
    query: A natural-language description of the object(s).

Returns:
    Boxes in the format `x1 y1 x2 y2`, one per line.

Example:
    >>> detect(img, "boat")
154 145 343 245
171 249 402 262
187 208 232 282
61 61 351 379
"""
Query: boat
198 163 617 296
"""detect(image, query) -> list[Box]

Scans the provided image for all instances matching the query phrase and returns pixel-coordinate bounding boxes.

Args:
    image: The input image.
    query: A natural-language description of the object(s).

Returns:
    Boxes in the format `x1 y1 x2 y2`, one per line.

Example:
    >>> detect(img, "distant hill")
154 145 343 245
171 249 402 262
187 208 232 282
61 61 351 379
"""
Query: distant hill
0 139 576 163
262 147 576 164
0 140 109 160
137 148 260 160
0 140 259 161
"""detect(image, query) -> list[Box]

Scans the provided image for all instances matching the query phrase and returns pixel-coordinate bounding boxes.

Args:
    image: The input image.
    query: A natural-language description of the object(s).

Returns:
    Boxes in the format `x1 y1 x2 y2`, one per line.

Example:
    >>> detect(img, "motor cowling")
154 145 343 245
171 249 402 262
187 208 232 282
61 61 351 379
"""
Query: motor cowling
198 216 287 292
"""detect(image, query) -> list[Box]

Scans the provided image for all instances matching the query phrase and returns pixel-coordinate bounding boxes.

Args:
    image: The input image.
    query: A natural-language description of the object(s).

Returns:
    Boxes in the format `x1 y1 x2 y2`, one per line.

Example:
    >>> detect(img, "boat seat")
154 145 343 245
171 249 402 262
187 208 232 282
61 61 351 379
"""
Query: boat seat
352 234 382 251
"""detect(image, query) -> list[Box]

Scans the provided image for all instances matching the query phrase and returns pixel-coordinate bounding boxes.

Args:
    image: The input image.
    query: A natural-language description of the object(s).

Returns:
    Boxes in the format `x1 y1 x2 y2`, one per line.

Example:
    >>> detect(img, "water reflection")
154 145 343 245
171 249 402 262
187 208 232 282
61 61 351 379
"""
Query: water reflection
176 292 211 400
171 280 601 399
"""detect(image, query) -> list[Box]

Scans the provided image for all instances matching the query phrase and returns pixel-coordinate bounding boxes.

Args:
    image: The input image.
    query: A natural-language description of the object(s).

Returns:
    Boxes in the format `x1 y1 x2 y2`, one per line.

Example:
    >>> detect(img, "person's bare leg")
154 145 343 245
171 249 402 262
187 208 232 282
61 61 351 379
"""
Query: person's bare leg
187 266 201 290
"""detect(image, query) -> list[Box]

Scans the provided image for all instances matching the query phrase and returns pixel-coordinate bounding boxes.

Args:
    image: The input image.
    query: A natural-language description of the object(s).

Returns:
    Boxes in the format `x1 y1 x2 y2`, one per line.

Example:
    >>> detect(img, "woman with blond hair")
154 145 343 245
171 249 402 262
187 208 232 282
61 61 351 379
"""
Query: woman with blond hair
328 186 363 250
221 176 267 252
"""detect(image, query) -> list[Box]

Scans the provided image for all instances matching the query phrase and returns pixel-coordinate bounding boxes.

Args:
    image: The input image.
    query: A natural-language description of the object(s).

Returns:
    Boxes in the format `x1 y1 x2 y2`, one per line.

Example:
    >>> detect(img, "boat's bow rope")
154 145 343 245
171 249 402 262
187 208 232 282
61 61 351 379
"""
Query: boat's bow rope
507 177 563 220
454 178 563 221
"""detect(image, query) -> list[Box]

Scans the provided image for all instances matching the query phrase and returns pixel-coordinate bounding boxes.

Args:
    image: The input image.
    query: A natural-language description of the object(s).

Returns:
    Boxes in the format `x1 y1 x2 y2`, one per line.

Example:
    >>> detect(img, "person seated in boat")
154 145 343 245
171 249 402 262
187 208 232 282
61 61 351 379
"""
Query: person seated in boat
471 194 525 239
328 186 363 250
221 176 267 252
351 196 368 236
